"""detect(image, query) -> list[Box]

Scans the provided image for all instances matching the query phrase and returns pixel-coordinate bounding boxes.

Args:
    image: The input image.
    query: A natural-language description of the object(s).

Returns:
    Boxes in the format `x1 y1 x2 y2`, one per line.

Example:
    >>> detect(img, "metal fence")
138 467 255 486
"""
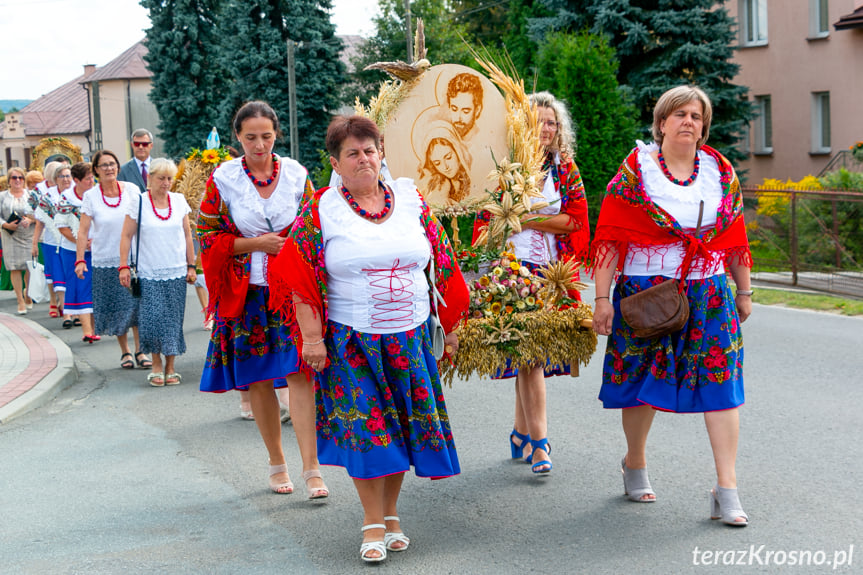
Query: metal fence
741 187 863 299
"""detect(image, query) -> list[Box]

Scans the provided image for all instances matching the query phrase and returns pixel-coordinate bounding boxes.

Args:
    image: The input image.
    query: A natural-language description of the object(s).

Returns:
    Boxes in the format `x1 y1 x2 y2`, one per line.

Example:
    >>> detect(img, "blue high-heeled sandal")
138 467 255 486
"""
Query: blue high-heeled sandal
509 429 531 459
528 438 552 474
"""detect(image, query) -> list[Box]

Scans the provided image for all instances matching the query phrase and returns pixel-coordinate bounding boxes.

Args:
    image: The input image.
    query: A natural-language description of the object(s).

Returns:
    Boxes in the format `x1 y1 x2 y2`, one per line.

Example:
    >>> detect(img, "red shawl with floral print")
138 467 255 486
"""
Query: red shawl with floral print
269 185 470 352
590 145 751 277
197 172 314 320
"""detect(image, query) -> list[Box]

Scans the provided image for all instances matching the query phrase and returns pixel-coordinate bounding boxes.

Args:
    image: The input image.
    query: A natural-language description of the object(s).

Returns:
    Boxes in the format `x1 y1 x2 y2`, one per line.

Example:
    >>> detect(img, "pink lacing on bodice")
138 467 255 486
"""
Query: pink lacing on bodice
362 258 418 329
529 230 547 262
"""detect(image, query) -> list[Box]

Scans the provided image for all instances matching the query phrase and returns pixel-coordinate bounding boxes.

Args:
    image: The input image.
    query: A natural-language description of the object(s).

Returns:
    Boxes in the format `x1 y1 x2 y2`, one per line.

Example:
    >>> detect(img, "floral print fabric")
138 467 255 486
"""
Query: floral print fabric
317 317 460 480
599 274 744 413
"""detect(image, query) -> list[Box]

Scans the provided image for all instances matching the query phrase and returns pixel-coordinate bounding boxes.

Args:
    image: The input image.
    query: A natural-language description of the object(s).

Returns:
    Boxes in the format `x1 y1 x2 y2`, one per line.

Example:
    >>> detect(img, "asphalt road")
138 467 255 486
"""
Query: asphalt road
2 288 861 574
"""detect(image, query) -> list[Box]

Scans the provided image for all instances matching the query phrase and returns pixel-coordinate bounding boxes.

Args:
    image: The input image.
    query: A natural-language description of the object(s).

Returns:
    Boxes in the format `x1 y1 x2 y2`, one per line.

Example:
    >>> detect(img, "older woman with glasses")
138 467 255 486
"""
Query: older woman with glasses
32 163 71 319
0 167 37 314
74 151 149 367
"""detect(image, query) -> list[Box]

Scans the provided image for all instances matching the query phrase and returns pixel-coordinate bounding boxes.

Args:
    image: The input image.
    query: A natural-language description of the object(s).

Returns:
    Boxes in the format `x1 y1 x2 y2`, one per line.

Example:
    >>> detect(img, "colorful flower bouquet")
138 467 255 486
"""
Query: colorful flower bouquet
174 146 233 213
851 141 863 162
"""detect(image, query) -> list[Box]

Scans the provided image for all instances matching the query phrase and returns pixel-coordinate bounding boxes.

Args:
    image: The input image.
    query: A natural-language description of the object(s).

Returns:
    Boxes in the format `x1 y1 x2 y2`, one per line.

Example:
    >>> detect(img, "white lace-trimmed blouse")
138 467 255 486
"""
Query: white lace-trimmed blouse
81 182 142 267
622 141 725 279
212 155 309 286
55 188 86 252
509 152 562 265
125 192 191 280
321 178 432 335
34 186 63 246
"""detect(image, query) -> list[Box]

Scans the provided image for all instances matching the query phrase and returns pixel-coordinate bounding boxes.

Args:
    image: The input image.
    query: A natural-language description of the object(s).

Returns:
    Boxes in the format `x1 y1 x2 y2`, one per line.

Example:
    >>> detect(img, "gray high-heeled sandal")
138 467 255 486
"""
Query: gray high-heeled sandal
710 485 749 526
621 456 656 502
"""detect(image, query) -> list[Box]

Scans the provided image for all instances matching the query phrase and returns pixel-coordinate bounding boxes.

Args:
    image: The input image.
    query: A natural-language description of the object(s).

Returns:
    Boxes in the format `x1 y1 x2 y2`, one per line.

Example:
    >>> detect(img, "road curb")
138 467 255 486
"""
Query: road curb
0 315 78 424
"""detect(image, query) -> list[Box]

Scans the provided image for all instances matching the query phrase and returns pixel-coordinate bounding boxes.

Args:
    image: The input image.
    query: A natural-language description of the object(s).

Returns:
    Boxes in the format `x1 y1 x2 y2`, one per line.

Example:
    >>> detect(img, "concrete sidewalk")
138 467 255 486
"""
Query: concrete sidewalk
0 291 76 424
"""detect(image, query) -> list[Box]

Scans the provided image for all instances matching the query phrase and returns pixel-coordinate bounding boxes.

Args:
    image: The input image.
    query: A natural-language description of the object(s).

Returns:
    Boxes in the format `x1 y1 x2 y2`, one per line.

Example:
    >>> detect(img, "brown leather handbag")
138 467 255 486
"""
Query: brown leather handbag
619 200 704 339
620 278 689 339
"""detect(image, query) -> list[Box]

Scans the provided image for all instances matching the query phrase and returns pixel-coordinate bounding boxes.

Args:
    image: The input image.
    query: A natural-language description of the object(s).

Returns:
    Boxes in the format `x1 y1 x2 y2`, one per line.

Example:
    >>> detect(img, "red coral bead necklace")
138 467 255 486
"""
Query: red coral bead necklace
100 182 122 207
149 192 172 221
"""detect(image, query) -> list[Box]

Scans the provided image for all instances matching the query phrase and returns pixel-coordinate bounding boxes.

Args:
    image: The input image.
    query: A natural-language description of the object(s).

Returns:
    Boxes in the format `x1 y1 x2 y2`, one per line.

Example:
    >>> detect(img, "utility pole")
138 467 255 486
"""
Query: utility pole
286 40 299 160
404 0 413 63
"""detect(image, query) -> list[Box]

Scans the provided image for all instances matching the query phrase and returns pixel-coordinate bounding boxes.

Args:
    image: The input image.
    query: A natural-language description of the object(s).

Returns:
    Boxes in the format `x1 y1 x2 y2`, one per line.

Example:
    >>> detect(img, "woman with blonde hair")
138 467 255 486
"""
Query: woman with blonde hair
120 158 195 386
0 167 37 314
592 85 752 525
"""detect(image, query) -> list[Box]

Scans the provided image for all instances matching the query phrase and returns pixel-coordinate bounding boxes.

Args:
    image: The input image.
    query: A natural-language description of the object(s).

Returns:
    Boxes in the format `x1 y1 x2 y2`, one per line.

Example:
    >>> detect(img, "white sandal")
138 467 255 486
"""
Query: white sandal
360 524 387 563
383 516 410 552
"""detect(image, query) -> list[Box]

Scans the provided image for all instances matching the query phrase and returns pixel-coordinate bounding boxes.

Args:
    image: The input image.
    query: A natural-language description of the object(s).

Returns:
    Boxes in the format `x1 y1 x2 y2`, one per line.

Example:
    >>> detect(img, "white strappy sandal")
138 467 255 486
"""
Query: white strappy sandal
384 516 410 552
360 524 387 563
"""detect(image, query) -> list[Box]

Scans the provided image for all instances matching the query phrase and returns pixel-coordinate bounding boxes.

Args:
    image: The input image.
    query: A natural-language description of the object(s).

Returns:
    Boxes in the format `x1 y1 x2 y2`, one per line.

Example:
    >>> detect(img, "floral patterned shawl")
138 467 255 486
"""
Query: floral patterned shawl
472 151 590 263
590 144 751 277
269 185 470 350
197 171 314 320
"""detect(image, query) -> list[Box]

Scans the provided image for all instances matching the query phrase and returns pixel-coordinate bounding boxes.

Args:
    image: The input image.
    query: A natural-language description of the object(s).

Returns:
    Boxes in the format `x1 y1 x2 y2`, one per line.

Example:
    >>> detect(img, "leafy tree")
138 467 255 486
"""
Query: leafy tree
535 31 638 222
531 0 751 166
141 0 227 156
218 0 345 167
351 0 475 102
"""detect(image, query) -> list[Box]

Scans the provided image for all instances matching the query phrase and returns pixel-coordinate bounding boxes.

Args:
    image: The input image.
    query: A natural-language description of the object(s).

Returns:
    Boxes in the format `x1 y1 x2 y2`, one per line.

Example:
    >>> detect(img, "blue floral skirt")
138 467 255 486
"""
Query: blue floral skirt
200 285 299 392
92 266 139 336
599 274 744 413
316 317 460 480
139 277 186 356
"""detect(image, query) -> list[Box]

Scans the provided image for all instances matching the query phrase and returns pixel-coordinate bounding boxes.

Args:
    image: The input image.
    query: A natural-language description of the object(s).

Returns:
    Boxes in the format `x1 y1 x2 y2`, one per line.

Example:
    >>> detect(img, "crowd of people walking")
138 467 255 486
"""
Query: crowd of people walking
2 84 755 564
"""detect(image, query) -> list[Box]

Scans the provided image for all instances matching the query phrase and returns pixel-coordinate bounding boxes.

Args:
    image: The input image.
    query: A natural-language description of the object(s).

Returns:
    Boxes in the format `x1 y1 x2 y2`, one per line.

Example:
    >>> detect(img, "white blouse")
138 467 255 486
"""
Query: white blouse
34 186 63 246
55 189 86 252
509 152 562 265
80 182 142 267
623 141 725 279
126 192 191 280
321 178 431 334
212 155 309 286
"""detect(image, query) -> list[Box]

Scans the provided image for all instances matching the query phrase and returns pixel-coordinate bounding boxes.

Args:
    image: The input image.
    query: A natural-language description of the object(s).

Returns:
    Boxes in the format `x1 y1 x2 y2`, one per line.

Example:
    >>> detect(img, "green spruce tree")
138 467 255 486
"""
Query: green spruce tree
535 31 639 222
141 0 227 156
533 0 751 165
218 0 345 167
352 0 474 102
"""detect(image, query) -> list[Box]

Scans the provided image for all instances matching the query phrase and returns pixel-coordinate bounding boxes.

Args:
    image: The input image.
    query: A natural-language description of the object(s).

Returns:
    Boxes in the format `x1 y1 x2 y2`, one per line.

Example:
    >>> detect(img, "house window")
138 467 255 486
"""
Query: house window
809 0 830 38
739 0 768 46
811 92 831 154
753 95 772 154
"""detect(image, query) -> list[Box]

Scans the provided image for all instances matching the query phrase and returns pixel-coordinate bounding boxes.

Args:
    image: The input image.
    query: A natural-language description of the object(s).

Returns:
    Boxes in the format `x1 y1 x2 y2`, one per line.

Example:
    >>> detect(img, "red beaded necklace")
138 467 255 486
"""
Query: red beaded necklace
148 192 172 221
73 186 84 201
657 148 700 186
242 154 279 186
340 183 392 220
100 182 122 207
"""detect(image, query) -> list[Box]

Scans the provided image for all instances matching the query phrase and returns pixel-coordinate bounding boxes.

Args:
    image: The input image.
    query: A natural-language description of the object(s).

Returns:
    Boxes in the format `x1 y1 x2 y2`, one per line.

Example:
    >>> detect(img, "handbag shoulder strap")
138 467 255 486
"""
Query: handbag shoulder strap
133 193 142 270
427 255 446 315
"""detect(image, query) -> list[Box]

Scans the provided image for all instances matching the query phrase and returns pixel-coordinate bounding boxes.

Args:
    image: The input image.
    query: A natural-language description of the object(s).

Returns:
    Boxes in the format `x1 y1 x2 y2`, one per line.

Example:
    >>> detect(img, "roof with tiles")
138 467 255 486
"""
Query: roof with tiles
82 40 151 83
15 73 91 136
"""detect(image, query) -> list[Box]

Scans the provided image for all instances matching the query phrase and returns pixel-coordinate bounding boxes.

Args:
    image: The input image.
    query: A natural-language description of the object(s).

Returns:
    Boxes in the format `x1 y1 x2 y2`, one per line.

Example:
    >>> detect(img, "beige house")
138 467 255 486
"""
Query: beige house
81 40 163 159
0 40 161 174
728 0 863 183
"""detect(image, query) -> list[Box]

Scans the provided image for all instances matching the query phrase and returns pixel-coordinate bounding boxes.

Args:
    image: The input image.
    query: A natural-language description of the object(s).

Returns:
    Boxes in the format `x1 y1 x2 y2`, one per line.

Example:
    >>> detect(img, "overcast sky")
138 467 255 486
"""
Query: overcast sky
0 0 379 101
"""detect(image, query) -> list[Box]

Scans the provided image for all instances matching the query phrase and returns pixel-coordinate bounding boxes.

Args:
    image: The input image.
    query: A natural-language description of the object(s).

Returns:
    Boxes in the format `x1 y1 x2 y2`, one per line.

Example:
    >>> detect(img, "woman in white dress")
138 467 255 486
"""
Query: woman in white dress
119 158 196 386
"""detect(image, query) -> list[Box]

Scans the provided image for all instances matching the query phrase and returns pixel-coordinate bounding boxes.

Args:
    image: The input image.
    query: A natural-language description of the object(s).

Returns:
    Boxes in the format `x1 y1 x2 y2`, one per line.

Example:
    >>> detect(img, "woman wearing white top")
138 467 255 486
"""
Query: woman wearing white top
75 151 149 367
119 158 195 386
197 101 326 500
56 162 98 341
592 86 753 525
30 161 65 318
271 116 469 563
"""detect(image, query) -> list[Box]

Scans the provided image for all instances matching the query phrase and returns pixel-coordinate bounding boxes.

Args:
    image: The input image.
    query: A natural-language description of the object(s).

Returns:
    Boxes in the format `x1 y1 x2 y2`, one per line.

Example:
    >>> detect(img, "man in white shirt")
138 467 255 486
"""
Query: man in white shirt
117 128 153 191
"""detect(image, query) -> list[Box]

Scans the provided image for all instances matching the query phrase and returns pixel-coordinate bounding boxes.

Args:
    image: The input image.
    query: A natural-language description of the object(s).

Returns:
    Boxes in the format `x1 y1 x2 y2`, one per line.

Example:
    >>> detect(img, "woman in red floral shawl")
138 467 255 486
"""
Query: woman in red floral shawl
591 86 753 526
197 101 328 501
472 91 590 476
269 116 468 564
